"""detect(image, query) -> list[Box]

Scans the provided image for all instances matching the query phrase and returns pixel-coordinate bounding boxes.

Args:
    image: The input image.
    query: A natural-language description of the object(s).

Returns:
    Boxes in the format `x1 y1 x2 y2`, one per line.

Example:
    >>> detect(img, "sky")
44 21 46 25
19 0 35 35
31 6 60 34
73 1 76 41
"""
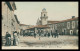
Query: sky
14 2 78 25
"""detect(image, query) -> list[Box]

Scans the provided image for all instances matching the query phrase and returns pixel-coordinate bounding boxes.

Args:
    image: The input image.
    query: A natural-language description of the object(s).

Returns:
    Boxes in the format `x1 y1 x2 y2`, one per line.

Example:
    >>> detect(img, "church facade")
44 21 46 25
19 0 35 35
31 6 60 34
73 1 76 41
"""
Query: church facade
36 8 59 26
36 8 48 25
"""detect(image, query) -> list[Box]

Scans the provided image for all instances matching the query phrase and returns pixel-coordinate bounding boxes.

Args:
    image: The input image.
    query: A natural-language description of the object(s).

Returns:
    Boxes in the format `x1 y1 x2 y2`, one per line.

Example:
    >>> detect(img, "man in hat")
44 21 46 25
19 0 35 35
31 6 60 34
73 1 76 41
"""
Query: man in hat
5 32 11 46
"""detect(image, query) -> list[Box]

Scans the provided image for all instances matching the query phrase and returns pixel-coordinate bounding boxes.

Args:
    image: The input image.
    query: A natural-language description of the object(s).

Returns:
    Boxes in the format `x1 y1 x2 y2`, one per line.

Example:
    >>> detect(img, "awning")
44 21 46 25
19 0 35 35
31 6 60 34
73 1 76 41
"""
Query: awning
26 25 50 30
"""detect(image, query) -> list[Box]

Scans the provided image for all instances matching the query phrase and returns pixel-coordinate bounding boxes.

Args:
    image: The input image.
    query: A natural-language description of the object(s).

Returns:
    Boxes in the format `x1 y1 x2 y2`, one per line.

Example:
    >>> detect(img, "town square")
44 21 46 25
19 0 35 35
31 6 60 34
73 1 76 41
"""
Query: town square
1 2 78 49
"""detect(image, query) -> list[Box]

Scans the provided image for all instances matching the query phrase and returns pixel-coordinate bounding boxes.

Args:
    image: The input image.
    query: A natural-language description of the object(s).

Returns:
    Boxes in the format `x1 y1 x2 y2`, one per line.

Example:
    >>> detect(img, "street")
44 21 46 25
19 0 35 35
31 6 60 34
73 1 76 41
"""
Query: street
2 35 78 49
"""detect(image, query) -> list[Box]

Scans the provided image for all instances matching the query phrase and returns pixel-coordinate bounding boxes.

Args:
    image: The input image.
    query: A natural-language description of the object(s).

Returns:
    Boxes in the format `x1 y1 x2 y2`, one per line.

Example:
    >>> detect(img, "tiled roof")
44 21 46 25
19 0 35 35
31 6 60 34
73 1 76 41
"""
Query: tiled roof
34 25 49 28
54 17 78 24
47 17 78 25
47 21 59 24
26 25 50 30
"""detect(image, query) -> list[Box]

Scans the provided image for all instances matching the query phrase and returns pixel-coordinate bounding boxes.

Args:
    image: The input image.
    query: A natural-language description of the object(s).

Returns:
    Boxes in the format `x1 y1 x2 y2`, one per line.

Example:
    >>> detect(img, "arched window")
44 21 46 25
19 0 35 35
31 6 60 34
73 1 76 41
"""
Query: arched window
44 14 45 17
70 30 73 35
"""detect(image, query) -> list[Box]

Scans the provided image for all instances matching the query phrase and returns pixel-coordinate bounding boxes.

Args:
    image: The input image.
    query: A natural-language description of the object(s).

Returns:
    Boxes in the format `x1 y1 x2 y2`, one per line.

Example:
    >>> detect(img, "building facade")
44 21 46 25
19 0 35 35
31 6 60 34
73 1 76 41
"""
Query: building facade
52 17 78 35
2 2 20 45
36 8 48 25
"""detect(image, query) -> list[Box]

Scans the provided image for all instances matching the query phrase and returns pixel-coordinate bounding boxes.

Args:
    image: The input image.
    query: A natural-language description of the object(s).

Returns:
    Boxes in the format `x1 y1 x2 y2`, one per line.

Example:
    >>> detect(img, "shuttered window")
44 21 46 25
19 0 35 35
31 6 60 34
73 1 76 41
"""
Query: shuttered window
67 22 70 29
72 21 75 29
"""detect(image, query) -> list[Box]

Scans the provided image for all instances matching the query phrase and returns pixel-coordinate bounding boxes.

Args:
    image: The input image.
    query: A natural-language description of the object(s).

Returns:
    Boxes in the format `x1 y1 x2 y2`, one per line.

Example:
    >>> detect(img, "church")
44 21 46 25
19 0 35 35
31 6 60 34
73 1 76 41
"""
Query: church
36 8 59 25
36 8 60 35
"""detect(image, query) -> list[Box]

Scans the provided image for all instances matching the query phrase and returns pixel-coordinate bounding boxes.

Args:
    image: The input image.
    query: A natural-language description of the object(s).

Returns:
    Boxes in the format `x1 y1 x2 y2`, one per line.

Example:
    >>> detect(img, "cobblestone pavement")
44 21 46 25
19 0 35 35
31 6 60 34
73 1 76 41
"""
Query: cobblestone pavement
2 35 78 49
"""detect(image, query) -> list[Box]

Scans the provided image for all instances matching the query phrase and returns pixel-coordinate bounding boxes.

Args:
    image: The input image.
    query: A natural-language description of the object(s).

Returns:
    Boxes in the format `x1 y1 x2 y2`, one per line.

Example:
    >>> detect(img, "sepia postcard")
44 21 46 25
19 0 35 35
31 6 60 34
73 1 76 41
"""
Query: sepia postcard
1 1 78 50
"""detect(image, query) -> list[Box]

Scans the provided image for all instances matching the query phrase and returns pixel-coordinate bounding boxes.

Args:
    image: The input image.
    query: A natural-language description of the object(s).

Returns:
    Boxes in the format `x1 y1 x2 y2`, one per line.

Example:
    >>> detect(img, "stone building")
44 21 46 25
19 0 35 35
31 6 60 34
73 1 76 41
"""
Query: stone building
47 21 59 34
2 2 20 45
14 15 20 33
51 16 78 35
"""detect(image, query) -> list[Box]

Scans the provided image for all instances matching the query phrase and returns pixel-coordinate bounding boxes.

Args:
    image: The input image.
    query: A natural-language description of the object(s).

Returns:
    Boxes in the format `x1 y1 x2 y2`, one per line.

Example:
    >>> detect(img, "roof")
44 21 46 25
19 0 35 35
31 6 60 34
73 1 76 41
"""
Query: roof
34 25 49 28
26 25 50 30
42 8 46 10
48 21 60 24
52 17 78 24
42 8 46 11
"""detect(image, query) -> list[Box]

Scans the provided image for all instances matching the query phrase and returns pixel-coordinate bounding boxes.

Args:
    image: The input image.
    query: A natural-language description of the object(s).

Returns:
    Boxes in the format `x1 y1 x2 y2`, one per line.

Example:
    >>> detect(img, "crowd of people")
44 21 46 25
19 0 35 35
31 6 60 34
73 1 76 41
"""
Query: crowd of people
22 30 59 38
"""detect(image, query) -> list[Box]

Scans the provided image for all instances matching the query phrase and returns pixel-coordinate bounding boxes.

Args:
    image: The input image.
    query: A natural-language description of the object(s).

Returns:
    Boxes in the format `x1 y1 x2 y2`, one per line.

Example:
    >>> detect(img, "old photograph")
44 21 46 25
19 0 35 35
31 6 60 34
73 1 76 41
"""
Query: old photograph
1 1 78 49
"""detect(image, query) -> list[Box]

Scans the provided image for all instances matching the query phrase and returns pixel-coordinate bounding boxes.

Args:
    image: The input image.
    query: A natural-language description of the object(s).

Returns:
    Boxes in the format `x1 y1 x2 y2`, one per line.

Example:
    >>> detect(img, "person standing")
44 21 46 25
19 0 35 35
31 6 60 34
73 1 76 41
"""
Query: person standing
51 32 53 37
54 32 56 38
55 30 59 38
56 30 58 38
34 33 36 38
13 31 18 46
17 32 20 45
57 33 59 38
48 33 50 37
51 31 54 37
5 32 11 46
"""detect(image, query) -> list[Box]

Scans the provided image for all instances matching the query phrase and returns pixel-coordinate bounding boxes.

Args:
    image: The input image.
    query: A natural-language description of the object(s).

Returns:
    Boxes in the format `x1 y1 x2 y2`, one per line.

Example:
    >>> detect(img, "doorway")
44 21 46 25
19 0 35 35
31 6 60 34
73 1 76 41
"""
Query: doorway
70 30 73 35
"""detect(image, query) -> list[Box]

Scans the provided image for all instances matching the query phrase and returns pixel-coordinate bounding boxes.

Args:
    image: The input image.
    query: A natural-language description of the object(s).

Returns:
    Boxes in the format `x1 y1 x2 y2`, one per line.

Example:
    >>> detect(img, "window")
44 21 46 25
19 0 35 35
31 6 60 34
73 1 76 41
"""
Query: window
44 14 45 17
67 22 70 29
63 29 66 35
77 21 78 27
72 21 75 29
11 23 14 26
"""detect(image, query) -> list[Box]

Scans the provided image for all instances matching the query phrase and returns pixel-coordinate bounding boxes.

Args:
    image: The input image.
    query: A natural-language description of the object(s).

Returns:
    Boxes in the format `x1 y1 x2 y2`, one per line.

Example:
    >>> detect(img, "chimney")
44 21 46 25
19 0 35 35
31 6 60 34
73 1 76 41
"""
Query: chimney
72 16 75 19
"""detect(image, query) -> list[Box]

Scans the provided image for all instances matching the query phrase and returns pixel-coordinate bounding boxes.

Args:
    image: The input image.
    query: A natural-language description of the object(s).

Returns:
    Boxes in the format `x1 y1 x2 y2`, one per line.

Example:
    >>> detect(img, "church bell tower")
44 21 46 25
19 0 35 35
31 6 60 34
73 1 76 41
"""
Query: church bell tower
40 8 48 25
